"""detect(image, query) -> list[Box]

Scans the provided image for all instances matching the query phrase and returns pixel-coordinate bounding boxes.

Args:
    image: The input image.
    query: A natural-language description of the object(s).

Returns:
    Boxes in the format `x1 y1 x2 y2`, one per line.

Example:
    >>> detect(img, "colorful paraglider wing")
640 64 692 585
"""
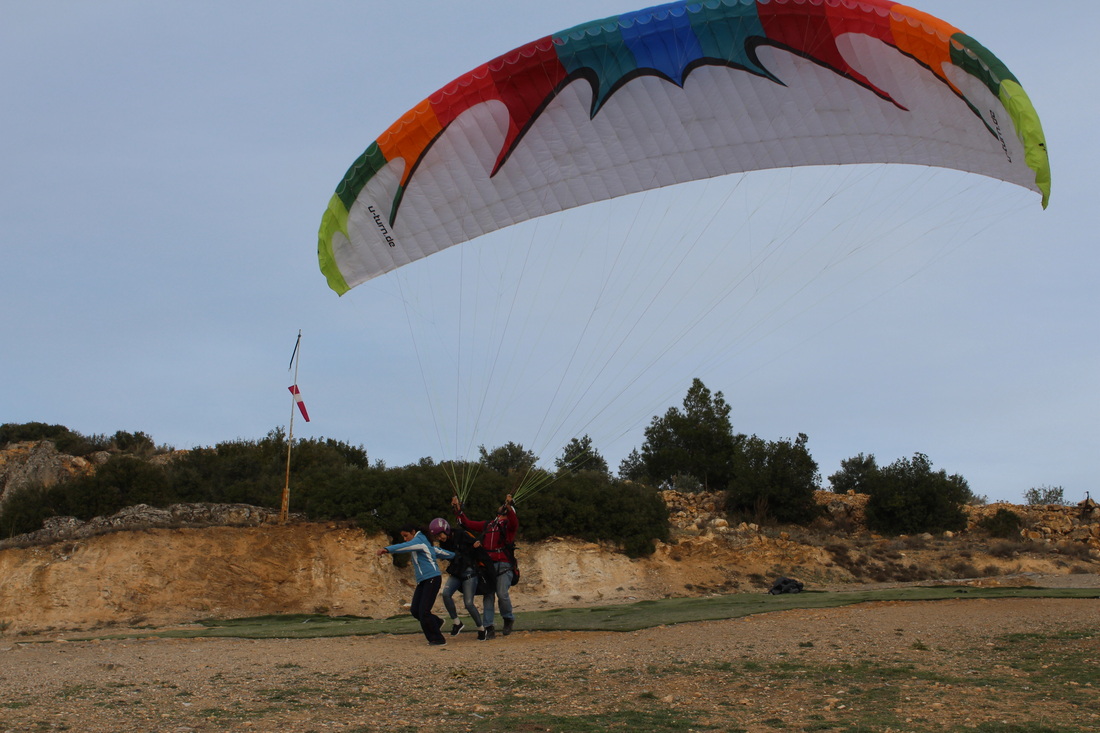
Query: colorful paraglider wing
319 0 1049 295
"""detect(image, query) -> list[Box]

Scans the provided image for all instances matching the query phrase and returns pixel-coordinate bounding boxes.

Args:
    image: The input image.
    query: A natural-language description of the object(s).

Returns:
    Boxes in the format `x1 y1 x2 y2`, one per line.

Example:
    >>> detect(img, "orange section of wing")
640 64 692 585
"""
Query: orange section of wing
375 99 444 186
889 3 960 92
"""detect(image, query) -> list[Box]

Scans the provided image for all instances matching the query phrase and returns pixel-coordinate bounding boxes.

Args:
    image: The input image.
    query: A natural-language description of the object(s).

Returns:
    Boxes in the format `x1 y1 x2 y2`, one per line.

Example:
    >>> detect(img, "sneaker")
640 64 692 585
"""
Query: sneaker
428 639 447 646
502 618 514 636
477 628 487 641
484 625 496 640
450 621 465 636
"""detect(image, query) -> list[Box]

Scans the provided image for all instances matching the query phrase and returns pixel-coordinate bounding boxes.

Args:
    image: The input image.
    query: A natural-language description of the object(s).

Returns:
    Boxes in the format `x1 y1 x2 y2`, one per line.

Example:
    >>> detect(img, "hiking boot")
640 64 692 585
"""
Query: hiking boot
450 621 464 636
484 625 496 640
502 618 514 636
477 628 487 641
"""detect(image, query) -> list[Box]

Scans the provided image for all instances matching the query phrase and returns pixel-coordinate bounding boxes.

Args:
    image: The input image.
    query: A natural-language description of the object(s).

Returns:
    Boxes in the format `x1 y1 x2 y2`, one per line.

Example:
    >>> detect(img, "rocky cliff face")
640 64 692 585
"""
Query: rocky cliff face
1 505 1097 635
0 441 103 506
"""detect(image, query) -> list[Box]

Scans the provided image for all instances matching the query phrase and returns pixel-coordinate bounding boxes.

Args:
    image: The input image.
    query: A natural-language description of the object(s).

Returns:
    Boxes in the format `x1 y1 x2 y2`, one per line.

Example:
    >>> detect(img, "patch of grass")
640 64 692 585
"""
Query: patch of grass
74 586 1099 641
990 628 1099 696
196 706 250 720
970 724 1083 732
56 684 95 700
483 708 703 732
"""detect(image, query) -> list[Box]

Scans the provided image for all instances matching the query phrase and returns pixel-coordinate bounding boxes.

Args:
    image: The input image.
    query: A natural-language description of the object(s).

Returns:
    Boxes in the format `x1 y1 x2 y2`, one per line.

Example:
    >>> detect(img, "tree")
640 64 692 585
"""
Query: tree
1024 485 1068 506
863 453 970 535
618 448 648 483
555 435 609 477
109 430 156 456
640 378 738 491
478 442 537 477
828 453 878 494
727 433 820 523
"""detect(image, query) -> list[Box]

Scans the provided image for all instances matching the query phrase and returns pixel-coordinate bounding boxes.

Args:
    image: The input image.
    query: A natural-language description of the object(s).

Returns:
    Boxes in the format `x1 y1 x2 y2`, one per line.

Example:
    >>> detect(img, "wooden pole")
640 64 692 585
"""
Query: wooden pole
281 330 302 524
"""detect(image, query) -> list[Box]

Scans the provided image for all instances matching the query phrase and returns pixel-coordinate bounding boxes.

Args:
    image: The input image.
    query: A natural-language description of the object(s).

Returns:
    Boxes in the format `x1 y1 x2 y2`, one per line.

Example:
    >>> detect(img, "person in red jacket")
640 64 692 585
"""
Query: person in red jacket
452 494 518 640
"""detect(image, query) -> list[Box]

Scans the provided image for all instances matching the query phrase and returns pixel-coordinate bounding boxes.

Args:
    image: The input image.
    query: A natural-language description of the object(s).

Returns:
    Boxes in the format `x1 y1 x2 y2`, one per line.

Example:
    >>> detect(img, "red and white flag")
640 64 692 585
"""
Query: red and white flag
288 384 310 422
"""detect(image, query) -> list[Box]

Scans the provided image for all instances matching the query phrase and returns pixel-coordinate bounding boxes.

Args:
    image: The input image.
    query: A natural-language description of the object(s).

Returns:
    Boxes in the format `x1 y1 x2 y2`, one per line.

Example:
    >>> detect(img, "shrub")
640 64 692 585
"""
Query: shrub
989 540 1029 558
977 508 1023 539
863 453 969 535
1024 485 1068 506
522 474 669 557
107 431 156 457
0 422 107 456
949 560 981 578
726 433 821 525
828 453 878 494
1054 541 1094 561
0 424 670 555
0 483 54 538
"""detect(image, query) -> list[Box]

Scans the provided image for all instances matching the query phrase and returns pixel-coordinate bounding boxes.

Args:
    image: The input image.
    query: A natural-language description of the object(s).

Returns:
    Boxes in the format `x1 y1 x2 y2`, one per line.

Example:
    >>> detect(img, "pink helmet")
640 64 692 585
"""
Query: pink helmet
429 517 451 536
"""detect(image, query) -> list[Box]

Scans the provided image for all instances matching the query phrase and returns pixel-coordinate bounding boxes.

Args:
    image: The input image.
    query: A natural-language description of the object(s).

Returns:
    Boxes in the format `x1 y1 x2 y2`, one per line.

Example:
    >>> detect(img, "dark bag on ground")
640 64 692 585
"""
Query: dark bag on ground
768 577 804 595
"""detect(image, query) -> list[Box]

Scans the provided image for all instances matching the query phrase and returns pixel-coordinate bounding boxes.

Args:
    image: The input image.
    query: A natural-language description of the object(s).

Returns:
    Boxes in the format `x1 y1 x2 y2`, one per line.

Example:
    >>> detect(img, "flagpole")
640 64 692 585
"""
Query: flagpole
282 330 302 524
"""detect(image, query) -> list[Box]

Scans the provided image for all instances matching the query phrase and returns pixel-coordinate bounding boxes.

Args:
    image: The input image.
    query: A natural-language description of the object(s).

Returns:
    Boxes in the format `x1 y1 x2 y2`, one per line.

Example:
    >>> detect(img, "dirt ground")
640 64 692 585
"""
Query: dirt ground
2 591 1098 733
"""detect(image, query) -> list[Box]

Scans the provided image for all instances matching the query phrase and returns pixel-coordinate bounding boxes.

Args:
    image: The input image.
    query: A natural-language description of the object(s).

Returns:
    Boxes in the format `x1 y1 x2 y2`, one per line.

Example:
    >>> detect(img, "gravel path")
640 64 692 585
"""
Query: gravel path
2 595 1098 732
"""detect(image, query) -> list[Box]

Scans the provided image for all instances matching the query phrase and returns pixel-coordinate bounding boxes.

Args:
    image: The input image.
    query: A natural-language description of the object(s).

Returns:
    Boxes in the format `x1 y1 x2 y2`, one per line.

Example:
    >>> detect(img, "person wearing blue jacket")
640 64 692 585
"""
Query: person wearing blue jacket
378 523 455 646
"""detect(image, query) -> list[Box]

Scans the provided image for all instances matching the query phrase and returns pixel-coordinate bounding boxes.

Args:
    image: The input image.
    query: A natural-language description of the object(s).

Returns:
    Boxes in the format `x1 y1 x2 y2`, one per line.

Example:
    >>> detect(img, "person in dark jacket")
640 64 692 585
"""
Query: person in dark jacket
377 524 454 646
429 517 485 639
452 494 518 640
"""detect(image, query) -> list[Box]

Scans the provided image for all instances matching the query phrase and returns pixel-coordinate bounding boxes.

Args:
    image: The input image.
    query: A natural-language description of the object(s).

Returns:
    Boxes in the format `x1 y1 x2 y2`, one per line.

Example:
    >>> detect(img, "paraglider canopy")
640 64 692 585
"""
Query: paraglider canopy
319 0 1049 295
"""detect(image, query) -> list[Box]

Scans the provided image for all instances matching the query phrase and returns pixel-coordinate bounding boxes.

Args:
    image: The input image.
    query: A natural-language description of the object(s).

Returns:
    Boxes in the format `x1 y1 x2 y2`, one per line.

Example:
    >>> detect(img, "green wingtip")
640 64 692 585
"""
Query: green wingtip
318 194 351 296
999 80 1051 209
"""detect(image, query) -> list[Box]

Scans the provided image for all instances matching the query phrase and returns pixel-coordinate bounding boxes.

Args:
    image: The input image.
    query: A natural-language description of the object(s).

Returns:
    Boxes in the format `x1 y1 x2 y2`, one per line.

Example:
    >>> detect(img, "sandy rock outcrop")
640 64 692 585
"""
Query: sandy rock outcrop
967 500 1100 552
0 521 847 634
0 441 99 506
0 524 406 633
0 503 290 548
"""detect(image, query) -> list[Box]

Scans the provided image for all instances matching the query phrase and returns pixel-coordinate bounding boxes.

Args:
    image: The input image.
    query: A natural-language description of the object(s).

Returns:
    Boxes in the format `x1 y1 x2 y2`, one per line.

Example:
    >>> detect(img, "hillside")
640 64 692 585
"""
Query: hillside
2 438 1098 635
1 488 1097 636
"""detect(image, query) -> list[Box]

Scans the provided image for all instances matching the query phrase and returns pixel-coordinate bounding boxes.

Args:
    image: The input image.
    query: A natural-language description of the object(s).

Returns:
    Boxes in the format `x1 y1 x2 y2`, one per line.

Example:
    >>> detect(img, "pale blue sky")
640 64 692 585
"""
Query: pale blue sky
2 1 1096 503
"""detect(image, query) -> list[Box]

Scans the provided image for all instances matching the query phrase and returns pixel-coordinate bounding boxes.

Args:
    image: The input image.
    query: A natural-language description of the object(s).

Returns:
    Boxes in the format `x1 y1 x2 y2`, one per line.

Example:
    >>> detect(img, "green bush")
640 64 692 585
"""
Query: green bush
726 433 821 524
863 453 970 535
977 508 1023 538
828 453 878 494
521 473 669 557
1024 485 1068 506
0 422 108 456
0 483 55 538
0 426 668 556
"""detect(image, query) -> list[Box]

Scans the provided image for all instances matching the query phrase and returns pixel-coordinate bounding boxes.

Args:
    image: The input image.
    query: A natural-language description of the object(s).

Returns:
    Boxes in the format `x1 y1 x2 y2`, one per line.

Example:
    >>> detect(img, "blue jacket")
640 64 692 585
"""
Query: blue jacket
385 531 455 583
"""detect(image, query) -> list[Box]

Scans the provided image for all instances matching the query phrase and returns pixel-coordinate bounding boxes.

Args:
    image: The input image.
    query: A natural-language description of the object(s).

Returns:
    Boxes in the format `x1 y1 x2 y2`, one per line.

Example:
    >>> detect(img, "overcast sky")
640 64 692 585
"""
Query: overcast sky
3 1 1096 504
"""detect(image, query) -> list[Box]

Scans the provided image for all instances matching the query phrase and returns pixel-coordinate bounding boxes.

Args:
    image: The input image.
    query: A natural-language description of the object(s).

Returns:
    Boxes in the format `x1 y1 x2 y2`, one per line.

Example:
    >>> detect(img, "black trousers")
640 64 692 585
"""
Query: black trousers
410 576 445 643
